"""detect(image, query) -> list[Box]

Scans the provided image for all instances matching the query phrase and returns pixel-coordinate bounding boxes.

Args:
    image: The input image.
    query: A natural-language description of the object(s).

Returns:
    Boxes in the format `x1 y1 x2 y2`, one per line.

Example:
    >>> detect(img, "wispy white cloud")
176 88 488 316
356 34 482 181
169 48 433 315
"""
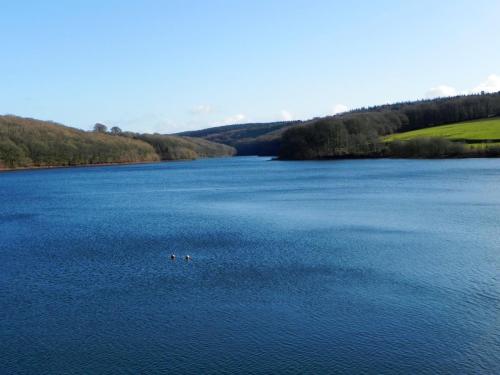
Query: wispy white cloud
280 109 293 121
471 74 500 94
114 114 177 134
221 113 246 125
332 104 349 115
190 104 213 115
426 85 458 98
426 74 500 99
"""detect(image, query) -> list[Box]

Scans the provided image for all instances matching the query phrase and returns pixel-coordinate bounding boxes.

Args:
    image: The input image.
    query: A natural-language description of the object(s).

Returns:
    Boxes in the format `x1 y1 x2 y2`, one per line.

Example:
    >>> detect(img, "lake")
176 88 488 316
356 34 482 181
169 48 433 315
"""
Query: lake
0 157 499 374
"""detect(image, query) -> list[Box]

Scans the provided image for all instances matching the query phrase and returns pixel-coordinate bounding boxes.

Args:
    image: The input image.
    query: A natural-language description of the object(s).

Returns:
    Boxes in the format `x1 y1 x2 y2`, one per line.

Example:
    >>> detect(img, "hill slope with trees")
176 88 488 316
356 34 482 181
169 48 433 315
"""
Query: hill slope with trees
4 92 500 169
0 116 235 170
179 92 500 158
278 92 500 159
178 120 302 156
128 133 236 160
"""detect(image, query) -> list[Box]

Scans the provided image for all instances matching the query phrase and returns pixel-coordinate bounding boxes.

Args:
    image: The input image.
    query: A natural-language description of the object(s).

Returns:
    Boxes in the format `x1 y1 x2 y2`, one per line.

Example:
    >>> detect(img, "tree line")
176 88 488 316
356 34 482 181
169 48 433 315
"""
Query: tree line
0 116 235 169
92 123 235 159
280 92 500 159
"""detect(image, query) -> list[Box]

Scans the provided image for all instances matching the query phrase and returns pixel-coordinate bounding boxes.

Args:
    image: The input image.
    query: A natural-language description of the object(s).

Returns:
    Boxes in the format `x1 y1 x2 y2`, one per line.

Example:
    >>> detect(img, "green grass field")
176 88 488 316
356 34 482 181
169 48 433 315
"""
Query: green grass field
384 117 500 143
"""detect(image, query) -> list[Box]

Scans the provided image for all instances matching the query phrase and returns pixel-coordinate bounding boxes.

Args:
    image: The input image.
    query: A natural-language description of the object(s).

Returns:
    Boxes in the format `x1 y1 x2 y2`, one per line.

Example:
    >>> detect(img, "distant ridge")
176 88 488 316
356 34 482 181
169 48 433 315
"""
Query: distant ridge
178 92 500 159
3 92 500 169
178 120 304 156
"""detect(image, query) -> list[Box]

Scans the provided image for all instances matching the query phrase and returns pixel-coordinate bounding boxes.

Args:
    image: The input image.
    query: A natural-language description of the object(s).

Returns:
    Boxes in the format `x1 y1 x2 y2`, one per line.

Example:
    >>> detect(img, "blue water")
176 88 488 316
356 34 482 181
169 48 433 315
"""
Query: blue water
0 157 499 374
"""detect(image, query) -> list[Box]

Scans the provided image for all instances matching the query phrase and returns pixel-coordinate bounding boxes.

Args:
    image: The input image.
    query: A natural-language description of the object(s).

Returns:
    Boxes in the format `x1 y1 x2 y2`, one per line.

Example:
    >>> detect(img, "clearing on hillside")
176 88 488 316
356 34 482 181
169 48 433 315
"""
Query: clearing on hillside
384 117 500 144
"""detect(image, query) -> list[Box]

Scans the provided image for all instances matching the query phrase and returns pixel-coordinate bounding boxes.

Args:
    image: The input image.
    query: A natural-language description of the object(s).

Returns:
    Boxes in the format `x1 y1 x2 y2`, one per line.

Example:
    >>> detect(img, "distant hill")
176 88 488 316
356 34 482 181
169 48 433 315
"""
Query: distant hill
129 133 235 160
4 92 500 169
180 92 500 159
0 116 235 170
178 120 304 156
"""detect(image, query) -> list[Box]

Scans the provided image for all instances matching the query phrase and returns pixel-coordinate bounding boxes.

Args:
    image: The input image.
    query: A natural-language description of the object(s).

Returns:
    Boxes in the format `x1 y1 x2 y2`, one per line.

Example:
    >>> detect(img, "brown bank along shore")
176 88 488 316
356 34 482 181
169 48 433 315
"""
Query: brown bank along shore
0 157 236 173
0 160 161 173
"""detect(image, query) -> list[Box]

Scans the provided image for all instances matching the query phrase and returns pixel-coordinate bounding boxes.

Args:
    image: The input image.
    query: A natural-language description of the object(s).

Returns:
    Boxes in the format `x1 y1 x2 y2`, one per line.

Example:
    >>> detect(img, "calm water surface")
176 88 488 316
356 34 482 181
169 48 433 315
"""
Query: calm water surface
0 157 499 374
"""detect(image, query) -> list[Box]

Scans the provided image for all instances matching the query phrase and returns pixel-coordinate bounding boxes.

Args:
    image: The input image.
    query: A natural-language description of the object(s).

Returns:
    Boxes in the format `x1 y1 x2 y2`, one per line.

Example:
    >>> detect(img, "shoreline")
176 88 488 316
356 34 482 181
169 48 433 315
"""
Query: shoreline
0 155 238 173
0 159 167 173
276 153 500 161
3 154 500 172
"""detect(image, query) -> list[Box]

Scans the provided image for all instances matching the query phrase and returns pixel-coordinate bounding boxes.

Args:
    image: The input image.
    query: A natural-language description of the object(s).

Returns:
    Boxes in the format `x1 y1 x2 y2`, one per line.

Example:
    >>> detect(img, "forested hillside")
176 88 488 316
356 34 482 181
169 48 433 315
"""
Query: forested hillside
179 93 500 158
0 116 235 169
0 116 159 169
178 120 302 155
279 92 500 159
4 92 500 169
129 133 235 160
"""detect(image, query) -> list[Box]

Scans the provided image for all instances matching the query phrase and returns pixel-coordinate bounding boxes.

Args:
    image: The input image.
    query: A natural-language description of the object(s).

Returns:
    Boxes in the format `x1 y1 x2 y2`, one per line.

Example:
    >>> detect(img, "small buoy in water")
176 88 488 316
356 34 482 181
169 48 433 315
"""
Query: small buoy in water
185 255 191 261
170 254 176 260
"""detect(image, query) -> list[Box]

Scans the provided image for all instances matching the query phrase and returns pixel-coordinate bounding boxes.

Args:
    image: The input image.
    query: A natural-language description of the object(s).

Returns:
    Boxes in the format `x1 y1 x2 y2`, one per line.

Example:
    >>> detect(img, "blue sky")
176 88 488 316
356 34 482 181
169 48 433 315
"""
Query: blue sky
2 0 500 133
